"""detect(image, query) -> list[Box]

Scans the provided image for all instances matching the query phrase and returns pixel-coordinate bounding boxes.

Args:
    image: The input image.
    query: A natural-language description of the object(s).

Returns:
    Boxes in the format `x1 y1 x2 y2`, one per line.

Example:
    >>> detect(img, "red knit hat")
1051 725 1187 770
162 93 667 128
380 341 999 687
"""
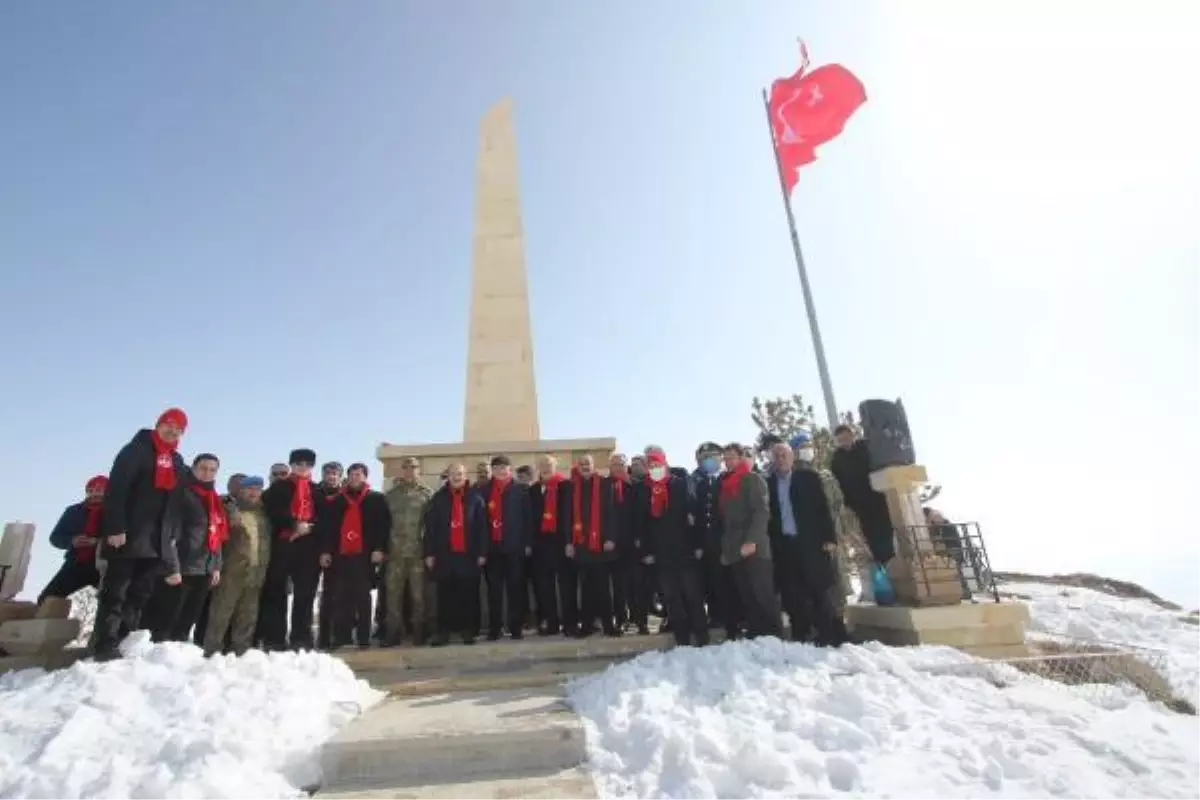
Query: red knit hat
646 452 667 466
85 475 108 493
156 407 189 432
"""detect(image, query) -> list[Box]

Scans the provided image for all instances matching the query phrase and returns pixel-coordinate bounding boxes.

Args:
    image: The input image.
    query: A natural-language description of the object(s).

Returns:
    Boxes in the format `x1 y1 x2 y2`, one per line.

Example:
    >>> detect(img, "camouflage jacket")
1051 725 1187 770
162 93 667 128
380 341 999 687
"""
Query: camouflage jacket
222 497 272 585
384 479 432 559
810 466 858 540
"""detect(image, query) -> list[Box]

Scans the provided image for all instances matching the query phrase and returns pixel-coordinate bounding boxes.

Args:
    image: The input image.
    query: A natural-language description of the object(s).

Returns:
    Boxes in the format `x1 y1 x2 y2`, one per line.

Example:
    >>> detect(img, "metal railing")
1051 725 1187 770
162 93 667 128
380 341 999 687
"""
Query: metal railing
848 522 1001 604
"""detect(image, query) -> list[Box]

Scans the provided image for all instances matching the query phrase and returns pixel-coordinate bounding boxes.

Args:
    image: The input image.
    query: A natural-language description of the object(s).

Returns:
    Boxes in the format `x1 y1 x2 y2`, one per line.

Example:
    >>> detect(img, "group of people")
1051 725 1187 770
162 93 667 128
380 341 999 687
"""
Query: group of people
37 407 909 660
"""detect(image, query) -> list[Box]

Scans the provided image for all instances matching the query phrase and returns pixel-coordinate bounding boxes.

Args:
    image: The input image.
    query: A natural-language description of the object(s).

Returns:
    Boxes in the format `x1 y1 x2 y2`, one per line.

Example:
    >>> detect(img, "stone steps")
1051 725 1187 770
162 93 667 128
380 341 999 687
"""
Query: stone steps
318 768 597 799
317 688 592 796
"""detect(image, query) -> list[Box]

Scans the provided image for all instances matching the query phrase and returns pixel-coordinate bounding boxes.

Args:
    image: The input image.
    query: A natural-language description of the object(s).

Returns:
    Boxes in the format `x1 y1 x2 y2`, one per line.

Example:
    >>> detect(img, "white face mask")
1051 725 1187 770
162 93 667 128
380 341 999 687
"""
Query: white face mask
648 466 667 481
797 447 815 463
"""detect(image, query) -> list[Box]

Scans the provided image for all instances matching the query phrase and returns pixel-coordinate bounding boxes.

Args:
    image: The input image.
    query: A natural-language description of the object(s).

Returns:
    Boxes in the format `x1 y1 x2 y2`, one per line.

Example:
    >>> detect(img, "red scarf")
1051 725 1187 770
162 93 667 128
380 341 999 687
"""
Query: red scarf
720 461 752 509
645 474 671 518
77 501 103 563
339 486 368 556
488 478 510 543
539 474 565 534
449 487 466 553
191 483 229 554
613 479 625 504
571 472 603 552
290 477 314 523
150 431 179 490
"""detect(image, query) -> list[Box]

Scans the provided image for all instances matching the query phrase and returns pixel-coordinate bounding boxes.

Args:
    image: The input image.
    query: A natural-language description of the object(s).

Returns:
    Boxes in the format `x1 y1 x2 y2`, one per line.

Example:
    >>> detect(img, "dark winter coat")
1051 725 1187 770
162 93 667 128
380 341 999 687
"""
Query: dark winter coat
719 471 773 566
48 502 103 562
831 440 895 561
102 429 186 560
166 480 224 577
611 478 638 561
423 485 488 578
264 477 321 540
482 479 531 556
318 487 391 558
767 468 838 591
639 475 703 570
689 471 724 554
562 475 625 565
529 477 568 554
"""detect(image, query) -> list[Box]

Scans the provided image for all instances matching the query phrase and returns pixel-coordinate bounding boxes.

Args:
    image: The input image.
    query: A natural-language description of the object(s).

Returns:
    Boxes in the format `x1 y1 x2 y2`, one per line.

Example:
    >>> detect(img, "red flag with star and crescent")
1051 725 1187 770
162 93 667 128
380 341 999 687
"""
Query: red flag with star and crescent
768 41 867 192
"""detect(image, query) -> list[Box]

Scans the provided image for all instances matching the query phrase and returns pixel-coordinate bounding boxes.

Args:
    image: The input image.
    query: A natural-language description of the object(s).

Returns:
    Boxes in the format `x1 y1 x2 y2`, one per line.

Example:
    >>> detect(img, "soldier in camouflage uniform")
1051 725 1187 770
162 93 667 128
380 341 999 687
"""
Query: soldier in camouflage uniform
793 434 867 612
204 475 272 656
383 456 433 645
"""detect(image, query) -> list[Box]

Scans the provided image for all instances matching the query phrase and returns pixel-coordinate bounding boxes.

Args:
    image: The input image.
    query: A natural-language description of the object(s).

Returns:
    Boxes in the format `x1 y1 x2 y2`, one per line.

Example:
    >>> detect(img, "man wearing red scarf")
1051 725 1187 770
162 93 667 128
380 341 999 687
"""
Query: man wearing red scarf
639 448 709 646
424 463 488 646
719 442 782 639
315 461 345 651
318 463 389 649
145 453 227 643
91 407 188 660
38 475 109 605
564 455 624 638
261 447 323 651
482 455 531 641
528 454 575 636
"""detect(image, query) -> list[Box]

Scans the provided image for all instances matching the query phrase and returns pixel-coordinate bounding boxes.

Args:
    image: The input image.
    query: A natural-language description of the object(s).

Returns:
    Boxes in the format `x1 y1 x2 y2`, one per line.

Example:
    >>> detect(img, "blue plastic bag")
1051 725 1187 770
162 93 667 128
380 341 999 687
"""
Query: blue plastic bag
872 563 896 606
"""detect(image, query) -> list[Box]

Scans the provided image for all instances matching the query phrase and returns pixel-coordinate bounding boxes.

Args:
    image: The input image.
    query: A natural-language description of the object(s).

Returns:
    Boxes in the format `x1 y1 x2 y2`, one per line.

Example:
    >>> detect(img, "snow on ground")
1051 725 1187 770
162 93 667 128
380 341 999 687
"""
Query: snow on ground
66 586 97 648
0 632 383 799
998 579 1200 702
568 638 1199 799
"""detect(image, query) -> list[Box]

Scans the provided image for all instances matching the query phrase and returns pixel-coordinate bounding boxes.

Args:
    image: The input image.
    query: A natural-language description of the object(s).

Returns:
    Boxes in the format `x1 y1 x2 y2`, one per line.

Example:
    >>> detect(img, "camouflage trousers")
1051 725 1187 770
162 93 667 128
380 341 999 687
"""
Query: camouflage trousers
384 556 425 641
203 574 263 656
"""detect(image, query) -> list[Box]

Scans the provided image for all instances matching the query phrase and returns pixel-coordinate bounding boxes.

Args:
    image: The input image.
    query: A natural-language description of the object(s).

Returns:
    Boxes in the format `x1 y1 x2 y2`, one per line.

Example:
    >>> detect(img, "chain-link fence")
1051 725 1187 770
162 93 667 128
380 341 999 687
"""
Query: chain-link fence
920 635 1195 714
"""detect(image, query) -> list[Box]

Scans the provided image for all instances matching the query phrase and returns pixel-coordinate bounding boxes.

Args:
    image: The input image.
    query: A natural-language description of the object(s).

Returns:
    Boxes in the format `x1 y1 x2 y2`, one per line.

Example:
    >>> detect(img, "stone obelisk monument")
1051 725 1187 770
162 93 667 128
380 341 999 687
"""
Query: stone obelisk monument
377 99 615 487
463 98 540 444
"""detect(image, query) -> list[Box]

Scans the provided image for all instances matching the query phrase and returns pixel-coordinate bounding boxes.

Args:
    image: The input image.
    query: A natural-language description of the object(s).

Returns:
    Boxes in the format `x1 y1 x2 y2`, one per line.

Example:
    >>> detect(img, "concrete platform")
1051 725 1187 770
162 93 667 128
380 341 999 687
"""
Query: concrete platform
319 768 597 799
846 601 1030 656
0 617 81 657
319 688 587 792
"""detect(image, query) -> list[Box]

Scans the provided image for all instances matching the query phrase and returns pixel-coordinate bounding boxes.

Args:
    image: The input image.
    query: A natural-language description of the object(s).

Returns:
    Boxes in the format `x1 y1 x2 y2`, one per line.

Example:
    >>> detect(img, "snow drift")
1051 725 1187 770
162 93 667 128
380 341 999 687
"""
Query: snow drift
0 632 383 798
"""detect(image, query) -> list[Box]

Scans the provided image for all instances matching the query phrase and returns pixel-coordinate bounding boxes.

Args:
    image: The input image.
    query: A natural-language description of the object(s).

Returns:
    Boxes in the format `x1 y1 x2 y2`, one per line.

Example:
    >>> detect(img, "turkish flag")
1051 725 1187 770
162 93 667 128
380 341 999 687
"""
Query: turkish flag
769 47 867 192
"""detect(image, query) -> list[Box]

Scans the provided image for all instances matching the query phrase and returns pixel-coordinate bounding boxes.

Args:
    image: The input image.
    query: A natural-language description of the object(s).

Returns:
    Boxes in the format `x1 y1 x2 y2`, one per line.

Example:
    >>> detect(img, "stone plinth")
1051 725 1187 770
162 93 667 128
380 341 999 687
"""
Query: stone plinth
870 465 962 607
0 617 81 657
378 438 617 491
0 522 35 600
847 602 1030 658
0 600 37 625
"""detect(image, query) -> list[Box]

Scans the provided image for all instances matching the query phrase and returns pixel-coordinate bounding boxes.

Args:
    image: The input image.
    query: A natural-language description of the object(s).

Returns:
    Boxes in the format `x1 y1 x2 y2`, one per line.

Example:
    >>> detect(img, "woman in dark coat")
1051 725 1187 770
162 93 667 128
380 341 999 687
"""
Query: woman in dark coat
145 453 226 643
92 408 189 660
423 463 488 646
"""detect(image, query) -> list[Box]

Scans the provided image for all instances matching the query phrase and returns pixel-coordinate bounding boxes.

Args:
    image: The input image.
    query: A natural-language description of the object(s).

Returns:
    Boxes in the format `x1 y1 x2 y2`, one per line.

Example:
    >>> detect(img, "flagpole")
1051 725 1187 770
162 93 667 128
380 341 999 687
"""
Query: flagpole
761 87 840 433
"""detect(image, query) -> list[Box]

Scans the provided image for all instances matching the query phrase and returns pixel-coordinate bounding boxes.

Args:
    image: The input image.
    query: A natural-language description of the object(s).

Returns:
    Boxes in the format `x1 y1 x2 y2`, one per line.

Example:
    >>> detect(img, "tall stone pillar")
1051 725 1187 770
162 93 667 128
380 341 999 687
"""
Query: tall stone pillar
463 97 540 444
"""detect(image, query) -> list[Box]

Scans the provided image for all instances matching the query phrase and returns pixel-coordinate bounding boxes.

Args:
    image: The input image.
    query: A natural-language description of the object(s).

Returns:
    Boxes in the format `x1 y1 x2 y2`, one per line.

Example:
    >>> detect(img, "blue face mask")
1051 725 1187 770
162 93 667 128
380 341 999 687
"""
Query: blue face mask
700 457 720 475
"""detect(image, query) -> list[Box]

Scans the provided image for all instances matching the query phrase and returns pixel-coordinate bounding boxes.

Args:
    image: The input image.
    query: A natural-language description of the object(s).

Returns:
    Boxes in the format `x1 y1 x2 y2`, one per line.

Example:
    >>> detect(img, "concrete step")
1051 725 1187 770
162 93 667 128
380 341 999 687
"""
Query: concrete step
318 768 597 799
359 655 623 697
319 687 587 792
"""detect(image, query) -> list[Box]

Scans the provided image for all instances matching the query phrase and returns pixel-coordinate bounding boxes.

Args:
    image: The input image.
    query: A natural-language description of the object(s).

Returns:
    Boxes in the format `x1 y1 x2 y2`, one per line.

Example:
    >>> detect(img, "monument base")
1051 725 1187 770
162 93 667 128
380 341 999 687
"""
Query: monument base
378 437 618 490
846 602 1031 659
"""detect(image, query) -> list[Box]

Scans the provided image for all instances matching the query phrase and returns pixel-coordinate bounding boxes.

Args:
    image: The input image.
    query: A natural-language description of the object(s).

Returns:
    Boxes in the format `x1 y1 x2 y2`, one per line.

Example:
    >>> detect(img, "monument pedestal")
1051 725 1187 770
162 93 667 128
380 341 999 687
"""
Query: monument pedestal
846 602 1030 658
851 463 1031 658
379 438 617 490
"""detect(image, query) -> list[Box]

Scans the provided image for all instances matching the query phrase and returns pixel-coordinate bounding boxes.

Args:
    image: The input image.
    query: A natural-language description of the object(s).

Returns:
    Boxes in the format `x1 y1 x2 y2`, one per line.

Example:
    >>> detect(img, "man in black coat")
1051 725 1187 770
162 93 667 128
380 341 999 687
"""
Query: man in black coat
91 407 189 660
481 455 531 640
830 426 896 564
318 463 389 648
38 474 108 604
261 448 323 650
689 441 730 632
768 443 848 645
314 461 345 650
563 455 624 637
424 463 488 645
528 454 573 636
641 449 708 646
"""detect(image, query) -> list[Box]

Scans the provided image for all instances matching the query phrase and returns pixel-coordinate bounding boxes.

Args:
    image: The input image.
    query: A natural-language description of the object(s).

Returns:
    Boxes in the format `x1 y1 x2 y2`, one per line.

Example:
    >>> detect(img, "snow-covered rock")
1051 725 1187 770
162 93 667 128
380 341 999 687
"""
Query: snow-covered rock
66 586 97 648
0 631 383 798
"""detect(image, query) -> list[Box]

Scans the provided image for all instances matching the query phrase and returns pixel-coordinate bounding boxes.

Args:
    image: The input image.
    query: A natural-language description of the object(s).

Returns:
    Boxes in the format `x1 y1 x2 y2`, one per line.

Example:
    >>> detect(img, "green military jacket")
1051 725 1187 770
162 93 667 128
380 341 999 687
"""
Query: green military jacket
384 479 432 559
222 497 272 585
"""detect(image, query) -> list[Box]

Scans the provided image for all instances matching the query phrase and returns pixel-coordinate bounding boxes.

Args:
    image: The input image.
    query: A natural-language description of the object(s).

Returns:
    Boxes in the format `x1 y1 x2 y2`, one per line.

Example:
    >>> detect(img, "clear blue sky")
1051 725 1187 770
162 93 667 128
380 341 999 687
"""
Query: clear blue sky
2 2 1197 605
